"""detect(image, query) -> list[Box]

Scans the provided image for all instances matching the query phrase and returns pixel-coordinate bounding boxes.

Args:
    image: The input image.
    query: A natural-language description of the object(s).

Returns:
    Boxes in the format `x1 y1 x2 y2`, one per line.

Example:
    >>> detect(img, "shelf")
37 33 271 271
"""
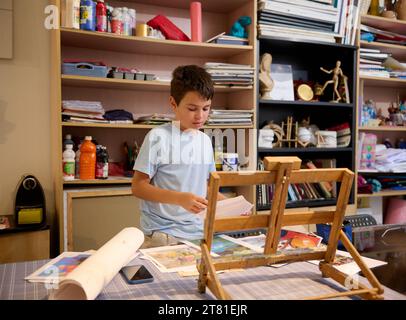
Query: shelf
361 14 406 35
360 76 406 88
121 0 251 13
360 40 406 60
259 100 353 108
257 199 337 211
258 35 358 50
61 75 253 93
359 126 406 132
61 122 254 130
63 178 132 185
60 28 253 58
357 190 406 198
258 147 353 154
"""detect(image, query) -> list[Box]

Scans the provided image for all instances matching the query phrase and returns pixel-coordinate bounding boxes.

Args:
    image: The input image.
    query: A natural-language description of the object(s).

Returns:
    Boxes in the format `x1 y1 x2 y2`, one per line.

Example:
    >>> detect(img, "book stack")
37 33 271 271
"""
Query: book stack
361 24 406 46
206 32 249 46
204 62 254 87
206 109 254 126
134 113 175 125
359 48 391 78
257 159 336 208
257 0 361 45
62 100 107 123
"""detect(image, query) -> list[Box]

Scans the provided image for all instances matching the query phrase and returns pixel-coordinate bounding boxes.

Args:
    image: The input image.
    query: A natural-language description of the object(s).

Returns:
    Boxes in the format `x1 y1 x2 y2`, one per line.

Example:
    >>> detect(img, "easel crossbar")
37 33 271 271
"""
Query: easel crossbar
215 168 349 187
213 210 336 233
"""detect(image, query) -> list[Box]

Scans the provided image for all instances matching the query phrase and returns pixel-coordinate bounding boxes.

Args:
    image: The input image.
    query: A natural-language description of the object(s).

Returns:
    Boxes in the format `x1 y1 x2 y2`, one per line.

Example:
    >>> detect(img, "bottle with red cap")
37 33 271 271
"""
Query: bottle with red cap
96 0 107 32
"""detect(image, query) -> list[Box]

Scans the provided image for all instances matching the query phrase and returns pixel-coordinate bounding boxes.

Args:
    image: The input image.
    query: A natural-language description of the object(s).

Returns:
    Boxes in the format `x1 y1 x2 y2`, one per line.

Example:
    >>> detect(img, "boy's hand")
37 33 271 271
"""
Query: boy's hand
177 192 208 214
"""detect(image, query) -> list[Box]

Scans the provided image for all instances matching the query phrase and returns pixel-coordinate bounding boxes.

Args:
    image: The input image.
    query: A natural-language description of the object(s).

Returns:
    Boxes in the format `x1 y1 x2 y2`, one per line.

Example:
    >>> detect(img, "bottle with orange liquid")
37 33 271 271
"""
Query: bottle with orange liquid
79 136 96 180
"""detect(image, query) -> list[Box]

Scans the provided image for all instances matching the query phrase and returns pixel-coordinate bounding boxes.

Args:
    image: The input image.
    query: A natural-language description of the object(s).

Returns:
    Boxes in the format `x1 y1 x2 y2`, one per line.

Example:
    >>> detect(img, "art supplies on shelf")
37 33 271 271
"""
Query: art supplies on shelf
62 100 107 123
133 113 175 125
257 0 361 45
359 48 391 78
206 109 254 126
206 32 249 45
204 62 254 87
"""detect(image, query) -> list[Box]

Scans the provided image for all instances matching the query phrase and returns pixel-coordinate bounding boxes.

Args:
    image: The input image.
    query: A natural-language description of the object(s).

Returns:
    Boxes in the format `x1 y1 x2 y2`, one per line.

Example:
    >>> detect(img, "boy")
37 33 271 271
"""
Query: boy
132 65 226 248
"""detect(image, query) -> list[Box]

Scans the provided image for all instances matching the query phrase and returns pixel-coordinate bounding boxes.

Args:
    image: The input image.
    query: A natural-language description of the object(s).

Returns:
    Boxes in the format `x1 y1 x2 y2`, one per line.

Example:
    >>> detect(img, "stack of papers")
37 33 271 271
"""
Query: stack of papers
206 109 253 126
134 113 175 125
62 100 107 123
206 32 249 46
359 47 391 78
205 62 254 87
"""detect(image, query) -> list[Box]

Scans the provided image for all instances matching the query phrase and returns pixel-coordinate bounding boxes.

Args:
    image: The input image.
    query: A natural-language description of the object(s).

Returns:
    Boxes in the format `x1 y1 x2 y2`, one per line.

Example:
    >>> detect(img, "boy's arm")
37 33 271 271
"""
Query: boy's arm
132 171 208 214
206 184 227 201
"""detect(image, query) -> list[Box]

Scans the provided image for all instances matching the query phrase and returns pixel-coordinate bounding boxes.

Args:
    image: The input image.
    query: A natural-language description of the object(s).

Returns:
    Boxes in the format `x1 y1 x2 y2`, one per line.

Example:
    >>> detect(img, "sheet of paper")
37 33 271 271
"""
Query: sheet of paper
308 249 387 275
198 195 254 219
49 227 144 300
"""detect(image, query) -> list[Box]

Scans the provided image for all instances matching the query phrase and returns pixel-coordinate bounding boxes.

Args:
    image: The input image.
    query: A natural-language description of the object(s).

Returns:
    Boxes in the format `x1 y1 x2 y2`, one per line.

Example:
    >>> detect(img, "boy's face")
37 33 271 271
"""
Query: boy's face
170 91 211 131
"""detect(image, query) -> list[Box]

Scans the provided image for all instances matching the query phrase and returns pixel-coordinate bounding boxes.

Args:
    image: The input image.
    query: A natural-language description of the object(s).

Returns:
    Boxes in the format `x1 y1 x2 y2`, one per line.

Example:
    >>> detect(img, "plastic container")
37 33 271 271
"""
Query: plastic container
62 62 108 77
135 73 145 80
75 143 81 178
63 144 76 181
111 8 123 34
122 7 131 36
96 145 109 179
214 139 223 171
96 0 107 32
63 134 74 149
129 9 136 36
61 0 80 29
79 136 96 180
80 0 96 31
222 153 239 171
145 74 155 81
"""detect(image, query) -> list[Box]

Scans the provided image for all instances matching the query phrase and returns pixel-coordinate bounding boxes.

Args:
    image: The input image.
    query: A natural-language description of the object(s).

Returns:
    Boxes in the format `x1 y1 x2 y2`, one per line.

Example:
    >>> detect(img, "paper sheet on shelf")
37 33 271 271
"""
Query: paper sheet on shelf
49 227 144 300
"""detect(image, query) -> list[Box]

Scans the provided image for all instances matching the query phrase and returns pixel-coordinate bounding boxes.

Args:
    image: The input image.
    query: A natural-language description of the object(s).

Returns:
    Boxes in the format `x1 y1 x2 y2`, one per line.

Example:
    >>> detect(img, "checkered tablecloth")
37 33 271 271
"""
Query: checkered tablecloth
1 258 404 300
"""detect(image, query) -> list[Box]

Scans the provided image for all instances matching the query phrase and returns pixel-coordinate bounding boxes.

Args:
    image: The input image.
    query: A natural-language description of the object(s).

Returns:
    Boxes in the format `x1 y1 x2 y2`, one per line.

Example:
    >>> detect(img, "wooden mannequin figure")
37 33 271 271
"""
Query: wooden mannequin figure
259 53 274 100
320 60 348 103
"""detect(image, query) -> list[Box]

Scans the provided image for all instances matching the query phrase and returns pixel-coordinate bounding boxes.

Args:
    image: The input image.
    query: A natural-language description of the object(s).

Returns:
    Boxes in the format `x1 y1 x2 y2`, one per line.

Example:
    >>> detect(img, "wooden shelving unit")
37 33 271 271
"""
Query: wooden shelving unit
356 14 406 222
62 122 254 130
51 0 258 252
61 75 253 92
358 190 406 198
256 36 357 211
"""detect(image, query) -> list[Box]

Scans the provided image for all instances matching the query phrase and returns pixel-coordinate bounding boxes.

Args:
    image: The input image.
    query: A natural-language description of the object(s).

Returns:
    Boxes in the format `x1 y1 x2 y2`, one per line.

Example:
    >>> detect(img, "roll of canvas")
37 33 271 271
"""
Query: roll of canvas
190 2 202 42
49 227 144 300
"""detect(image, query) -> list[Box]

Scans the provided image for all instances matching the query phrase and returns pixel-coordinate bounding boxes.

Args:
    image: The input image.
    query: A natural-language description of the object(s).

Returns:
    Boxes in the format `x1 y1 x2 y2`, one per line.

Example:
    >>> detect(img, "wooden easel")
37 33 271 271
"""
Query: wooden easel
197 156 384 300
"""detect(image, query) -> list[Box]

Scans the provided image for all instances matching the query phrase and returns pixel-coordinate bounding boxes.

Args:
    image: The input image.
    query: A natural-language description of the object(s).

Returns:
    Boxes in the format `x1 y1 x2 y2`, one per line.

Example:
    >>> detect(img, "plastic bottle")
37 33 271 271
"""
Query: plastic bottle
122 7 131 36
79 136 96 179
80 0 96 31
111 8 123 34
96 0 107 32
61 0 80 29
75 142 82 178
96 146 109 179
129 9 136 36
63 144 76 181
214 138 223 171
63 134 74 150
106 5 113 33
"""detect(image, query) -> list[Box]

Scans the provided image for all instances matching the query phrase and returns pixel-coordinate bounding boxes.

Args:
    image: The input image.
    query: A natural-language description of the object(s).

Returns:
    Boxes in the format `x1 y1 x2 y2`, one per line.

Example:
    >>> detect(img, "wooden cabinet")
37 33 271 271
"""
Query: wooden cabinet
50 0 258 252
355 14 406 223
0 228 50 264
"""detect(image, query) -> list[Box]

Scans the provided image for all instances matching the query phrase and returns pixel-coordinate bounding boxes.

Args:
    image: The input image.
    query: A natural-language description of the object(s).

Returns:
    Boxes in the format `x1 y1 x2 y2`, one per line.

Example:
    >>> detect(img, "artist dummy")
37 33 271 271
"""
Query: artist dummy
259 53 274 100
320 60 347 103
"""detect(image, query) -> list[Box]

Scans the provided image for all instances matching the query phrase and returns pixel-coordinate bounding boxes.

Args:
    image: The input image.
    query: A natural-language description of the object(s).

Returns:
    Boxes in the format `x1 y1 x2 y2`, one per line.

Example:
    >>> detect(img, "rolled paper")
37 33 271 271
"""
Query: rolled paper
190 2 202 42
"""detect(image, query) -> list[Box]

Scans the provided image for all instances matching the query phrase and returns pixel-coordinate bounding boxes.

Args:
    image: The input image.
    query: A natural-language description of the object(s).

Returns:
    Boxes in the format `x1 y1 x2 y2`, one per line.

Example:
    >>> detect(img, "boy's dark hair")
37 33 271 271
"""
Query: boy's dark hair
171 65 214 105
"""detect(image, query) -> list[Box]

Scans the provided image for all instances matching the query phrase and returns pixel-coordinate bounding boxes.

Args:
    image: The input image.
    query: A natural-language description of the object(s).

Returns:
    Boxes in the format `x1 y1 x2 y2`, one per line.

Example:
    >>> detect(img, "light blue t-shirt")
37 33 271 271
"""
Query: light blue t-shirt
133 122 216 240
